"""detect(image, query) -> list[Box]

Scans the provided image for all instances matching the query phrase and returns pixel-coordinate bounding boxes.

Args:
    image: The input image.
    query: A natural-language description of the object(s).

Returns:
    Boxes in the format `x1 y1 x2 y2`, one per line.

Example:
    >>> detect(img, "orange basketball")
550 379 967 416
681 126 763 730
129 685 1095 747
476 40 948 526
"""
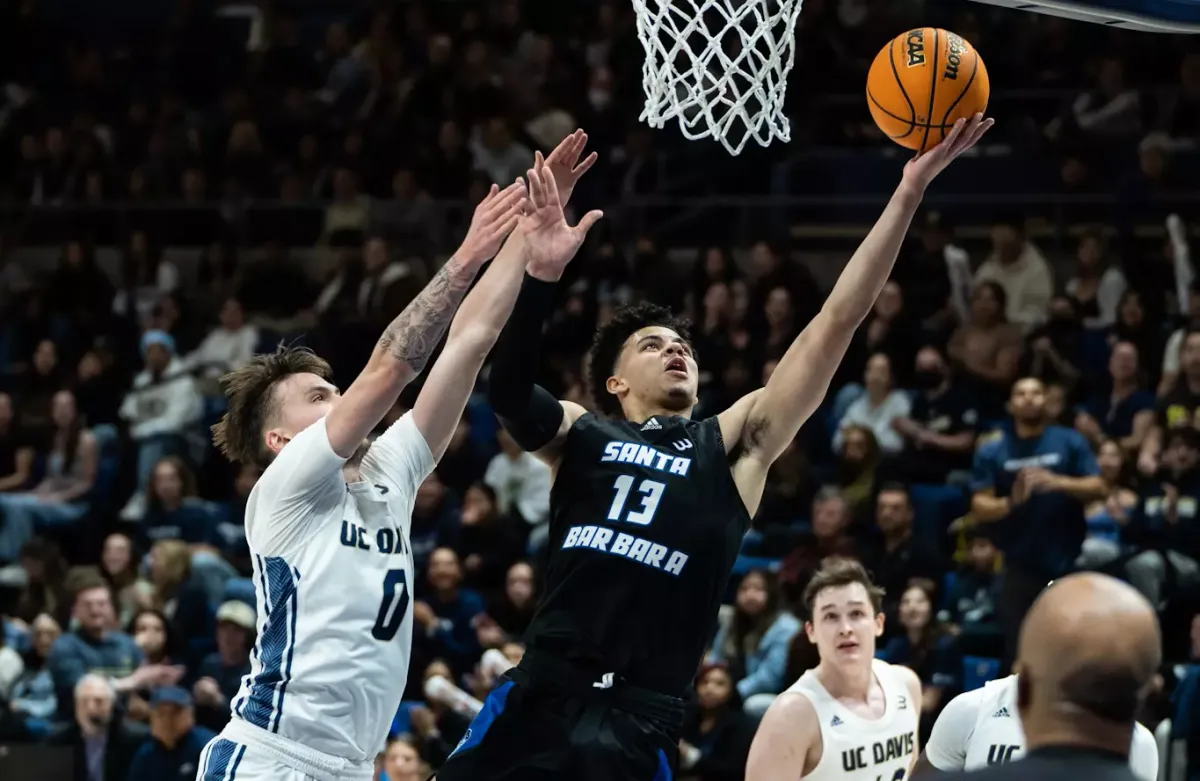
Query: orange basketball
866 28 990 153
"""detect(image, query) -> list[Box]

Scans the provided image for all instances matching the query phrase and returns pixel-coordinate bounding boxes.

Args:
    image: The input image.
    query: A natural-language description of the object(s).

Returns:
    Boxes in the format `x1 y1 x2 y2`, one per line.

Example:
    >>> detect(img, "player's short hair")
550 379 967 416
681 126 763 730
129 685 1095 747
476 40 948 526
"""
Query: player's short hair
801 557 884 619
586 302 693 416
212 344 333 468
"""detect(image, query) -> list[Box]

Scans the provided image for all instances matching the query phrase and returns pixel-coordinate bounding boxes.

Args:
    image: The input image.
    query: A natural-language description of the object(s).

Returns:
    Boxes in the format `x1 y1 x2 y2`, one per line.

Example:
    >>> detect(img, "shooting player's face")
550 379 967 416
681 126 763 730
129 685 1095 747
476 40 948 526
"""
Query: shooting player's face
265 372 344 456
608 327 698 414
805 583 884 668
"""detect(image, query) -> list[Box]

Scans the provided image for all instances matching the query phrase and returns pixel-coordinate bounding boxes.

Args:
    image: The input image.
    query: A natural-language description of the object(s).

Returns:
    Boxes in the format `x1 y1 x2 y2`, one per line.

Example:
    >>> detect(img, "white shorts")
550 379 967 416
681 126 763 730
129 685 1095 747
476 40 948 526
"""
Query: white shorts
196 721 375 781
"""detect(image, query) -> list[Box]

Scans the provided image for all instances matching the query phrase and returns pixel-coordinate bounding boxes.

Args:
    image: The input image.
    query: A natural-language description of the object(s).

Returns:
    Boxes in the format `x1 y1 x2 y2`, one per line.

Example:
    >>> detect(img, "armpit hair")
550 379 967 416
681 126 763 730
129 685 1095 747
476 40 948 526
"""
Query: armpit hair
742 415 770 451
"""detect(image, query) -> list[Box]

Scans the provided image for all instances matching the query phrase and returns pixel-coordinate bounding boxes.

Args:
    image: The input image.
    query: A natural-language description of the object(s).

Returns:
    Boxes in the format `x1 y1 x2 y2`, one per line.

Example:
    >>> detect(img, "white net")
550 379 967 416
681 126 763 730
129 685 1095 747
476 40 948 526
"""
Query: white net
632 0 804 156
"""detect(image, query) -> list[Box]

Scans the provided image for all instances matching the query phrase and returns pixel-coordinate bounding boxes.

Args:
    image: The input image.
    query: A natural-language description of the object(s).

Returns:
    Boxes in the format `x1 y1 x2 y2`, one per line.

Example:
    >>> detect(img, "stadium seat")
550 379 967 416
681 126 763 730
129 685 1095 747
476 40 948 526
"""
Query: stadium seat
731 556 783 576
390 700 426 737
962 655 1002 692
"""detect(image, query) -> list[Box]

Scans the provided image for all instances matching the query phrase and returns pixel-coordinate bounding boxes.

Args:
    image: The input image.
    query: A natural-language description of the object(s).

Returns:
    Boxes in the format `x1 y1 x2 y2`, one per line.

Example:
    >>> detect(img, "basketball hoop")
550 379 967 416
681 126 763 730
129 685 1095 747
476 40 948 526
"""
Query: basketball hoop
632 0 804 156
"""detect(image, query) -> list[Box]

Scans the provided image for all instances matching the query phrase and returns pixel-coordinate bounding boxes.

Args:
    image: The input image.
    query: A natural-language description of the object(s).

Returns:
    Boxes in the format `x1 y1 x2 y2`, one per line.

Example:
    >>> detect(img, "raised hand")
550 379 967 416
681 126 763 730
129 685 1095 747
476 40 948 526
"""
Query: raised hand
542 129 598 207
903 113 994 192
455 180 528 266
522 162 604 282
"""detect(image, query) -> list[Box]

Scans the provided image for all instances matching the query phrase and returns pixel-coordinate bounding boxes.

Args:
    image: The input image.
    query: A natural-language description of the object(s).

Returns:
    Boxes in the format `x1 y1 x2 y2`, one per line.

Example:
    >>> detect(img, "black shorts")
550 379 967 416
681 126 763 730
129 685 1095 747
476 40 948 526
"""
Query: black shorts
434 654 683 781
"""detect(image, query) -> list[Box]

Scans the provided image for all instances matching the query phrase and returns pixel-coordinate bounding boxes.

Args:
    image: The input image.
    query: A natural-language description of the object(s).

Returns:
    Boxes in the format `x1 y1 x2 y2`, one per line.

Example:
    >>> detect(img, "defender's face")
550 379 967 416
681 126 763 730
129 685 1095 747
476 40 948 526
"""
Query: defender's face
266 372 344 456
608 327 698 413
805 583 883 665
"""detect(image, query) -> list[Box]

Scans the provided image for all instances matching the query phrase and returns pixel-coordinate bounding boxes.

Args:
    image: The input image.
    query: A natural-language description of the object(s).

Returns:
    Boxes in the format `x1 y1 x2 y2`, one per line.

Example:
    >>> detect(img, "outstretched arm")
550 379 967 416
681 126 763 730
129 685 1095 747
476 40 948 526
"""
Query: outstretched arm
722 115 992 512
487 137 603 469
414 131 601 460
322 181 526 458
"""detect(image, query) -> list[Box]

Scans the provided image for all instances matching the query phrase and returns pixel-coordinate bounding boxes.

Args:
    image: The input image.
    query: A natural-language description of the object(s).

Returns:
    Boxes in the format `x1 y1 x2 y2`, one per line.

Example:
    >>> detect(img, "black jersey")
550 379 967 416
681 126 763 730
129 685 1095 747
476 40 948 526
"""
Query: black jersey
523 412 752 698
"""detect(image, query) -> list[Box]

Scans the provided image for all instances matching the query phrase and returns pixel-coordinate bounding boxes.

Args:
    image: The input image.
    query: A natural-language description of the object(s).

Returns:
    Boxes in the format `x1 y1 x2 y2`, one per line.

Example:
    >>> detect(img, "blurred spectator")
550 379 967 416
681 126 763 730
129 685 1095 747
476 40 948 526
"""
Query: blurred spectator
118 330 204 520
1069 57 1142 139
99 533 139 627
192 600 254 733
865 483 944 625
10 614 62 726
1159 280 1200 396
382 734 425 781
1076 439 1138 571
409 473 461 574
47 572 180 720
484 428 551 546
0 391 35 496
140 457 217 547
1074 340 1155 456
778 488 860 605
126 686 215 781
1110 291 1164 393
1022 295 1084 391
1064 229 1127 329
0 625 20 700
414 548 485 678
706 570 799 716
678 663 757 781
944 530 1002 646
973 221 1053 332
831 425 880 517
111 231 179 327
128 609 178 668
888 345 979 484
852 281 919 387
948 281 1022 420
833 353 911 456
1140 328 1200 476
179 297 259 385
0 390 97 559
486 560 537 638
135 540 214 671
11 539 71 627
1125 428 1200 609
880 579 961 727
970 377 1105 669
48 673 147 781
408 660 470 767
470 118 532 185
455 483 523 595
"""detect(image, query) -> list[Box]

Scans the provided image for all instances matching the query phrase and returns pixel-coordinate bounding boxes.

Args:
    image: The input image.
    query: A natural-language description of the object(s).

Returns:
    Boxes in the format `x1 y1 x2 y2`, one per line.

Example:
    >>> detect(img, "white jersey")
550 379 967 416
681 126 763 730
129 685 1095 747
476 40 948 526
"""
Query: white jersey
225 413 434 763
925 674 1159 781
789 659 919 781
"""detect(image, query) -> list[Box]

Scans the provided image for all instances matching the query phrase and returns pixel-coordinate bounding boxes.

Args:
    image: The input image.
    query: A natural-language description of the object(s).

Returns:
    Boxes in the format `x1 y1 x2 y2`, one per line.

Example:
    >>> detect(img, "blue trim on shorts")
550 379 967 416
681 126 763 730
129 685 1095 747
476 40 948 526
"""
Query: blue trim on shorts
202 739 246 780
653 748 673 781
447 680 515 758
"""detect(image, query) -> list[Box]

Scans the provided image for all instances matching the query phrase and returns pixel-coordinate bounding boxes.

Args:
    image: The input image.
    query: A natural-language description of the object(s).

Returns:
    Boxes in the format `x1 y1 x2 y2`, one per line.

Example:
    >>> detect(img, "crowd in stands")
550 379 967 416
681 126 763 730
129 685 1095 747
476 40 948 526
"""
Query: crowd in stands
2 1 1200 781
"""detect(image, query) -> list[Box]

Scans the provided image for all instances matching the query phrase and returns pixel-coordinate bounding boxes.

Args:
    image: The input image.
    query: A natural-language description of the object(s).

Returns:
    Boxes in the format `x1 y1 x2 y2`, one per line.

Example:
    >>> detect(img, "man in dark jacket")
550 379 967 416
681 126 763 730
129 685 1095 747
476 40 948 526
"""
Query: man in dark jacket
48 673 147 781
126 686 215 781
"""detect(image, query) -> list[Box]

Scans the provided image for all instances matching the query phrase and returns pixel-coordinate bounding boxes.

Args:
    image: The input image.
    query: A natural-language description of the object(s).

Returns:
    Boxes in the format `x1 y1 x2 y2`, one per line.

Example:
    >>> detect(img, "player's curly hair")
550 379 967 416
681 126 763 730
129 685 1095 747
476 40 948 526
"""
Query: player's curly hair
585 302 693 417
212 344 333 468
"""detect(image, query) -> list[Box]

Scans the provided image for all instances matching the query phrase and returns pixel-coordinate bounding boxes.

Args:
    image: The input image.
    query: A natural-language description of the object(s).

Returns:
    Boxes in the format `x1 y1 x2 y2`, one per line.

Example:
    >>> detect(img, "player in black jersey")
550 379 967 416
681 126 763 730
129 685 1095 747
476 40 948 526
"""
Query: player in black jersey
434 115 992 781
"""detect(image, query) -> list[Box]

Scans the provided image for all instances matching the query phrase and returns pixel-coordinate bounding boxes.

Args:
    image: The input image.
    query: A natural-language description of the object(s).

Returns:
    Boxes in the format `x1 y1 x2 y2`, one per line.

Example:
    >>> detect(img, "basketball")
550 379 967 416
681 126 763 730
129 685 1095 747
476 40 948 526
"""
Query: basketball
866 28 990 153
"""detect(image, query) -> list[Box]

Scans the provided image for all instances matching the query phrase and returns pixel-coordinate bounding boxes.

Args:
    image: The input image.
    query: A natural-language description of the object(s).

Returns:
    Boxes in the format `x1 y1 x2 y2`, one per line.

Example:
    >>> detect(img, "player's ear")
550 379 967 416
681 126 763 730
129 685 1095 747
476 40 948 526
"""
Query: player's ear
804 621 816 644
605 374 627 399
874 612 885 637
264 428 290 454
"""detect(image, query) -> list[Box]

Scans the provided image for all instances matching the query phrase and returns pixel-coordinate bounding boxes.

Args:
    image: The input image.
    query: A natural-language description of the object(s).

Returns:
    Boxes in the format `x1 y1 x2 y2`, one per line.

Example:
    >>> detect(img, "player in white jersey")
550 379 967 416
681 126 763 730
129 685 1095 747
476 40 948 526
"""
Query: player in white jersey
747 558 922 781
915 673 1159 780
195 133 603 781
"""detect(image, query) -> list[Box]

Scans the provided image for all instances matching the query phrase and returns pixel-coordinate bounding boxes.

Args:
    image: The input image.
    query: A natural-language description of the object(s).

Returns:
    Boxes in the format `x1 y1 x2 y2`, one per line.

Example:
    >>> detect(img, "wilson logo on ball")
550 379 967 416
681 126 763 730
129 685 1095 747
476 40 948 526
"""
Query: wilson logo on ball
943 33 968 80
905 29 926 67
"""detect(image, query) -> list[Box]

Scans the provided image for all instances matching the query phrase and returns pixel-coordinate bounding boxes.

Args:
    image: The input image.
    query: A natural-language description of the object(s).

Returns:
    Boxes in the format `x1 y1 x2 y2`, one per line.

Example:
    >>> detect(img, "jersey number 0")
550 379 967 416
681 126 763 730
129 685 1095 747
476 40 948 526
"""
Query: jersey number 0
372 568 410 641
607 475 667 526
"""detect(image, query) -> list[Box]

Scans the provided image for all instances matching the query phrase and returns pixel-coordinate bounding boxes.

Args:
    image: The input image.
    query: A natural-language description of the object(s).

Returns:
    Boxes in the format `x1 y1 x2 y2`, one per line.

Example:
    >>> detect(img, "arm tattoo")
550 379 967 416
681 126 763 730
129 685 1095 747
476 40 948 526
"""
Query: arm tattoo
377 257 477 375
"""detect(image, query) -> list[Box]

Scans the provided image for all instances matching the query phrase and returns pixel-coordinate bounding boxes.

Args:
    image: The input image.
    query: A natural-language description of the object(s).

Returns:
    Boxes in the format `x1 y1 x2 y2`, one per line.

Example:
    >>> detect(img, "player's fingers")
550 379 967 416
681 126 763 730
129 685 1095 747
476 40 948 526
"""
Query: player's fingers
492 215 520 240
478 183 500 209
573 209 604 238
568 129 586 160
573 150 599 178
486 181 525 216
527 167 547 210
542 168 562 205
534 150 545 169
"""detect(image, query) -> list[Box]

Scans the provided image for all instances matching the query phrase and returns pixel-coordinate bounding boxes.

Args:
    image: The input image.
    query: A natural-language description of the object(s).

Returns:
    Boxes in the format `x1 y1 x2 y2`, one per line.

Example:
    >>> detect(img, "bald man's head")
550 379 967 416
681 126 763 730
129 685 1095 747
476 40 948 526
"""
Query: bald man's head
1015 573 1160 745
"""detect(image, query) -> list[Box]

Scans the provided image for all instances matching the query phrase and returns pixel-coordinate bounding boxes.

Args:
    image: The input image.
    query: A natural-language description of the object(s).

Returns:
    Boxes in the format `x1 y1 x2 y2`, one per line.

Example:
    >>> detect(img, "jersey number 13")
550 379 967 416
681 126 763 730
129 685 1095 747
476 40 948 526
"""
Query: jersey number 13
607 475 667 526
